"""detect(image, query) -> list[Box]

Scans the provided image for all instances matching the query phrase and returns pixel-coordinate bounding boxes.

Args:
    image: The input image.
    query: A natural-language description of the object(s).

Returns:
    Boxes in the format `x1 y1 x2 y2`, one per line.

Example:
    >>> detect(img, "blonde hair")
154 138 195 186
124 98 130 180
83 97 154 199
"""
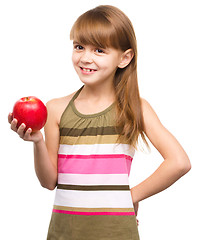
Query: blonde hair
70 5 149 150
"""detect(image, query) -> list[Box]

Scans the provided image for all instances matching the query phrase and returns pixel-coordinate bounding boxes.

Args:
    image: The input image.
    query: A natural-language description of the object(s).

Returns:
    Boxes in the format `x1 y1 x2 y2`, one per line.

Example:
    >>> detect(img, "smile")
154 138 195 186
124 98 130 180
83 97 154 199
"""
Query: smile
80 67 97 73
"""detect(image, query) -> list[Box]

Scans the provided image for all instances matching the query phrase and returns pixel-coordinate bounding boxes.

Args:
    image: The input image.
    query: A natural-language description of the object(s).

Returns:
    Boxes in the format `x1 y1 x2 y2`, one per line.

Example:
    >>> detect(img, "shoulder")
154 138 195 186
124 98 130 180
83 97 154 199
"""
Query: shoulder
140 98 161 126
140 97 164 144
140 98 175 158
46 91 77 125
46 92 76 111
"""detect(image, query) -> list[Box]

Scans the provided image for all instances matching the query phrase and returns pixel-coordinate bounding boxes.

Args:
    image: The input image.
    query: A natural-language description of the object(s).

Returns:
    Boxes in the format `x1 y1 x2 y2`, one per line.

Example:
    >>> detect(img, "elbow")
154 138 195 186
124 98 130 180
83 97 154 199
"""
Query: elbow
182 161 192 174
47 185 57 191
39 175 58 190
41 182 57 191
177 157 191 176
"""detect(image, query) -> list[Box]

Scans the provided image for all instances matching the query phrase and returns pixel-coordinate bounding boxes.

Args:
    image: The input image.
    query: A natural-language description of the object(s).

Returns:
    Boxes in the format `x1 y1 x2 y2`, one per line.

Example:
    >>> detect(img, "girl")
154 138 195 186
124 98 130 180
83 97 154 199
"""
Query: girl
8 5 191 240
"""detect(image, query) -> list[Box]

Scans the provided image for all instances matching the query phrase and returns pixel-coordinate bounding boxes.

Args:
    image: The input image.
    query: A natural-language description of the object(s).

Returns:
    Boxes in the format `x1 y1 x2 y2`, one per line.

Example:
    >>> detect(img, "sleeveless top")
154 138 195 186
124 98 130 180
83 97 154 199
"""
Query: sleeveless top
47 86 140 240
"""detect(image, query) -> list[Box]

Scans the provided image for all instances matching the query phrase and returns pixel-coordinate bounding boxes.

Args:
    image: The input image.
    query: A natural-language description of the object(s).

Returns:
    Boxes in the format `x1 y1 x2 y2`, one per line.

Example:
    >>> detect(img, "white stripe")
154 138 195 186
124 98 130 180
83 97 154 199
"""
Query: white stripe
54 189 133 208
58 173 130 185
58 143 135 157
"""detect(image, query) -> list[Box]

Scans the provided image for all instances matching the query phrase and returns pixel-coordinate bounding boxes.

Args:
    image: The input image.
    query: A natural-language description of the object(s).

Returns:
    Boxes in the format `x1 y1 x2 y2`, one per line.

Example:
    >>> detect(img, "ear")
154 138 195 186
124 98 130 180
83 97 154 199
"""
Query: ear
118 49 134 69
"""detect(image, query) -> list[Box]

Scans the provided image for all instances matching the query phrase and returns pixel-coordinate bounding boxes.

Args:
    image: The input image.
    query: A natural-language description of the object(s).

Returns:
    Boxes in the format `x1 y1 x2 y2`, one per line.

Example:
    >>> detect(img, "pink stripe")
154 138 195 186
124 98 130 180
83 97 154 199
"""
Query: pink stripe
58 154 132 174
53 209 135 216
58 154 132 160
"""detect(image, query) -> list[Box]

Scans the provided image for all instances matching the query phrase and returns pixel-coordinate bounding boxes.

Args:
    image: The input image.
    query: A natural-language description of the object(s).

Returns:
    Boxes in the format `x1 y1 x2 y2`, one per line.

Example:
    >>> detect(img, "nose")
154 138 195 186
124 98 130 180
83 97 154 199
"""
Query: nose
80 50 93 64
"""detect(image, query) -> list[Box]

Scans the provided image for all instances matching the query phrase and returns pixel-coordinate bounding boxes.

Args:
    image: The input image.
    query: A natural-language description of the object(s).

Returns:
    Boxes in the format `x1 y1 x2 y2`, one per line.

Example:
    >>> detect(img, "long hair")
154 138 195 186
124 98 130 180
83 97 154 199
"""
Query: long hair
70 5 149 150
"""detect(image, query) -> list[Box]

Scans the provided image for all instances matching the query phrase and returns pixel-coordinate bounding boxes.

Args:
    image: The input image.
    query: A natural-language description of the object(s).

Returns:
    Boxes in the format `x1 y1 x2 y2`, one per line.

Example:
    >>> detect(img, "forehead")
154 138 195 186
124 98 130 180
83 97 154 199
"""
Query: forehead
70 15 120 49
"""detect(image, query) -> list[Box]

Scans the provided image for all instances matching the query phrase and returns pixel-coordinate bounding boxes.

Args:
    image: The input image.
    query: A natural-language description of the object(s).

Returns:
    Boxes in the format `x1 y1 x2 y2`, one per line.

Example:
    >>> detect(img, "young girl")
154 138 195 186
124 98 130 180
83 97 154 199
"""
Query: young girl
8 5 191 240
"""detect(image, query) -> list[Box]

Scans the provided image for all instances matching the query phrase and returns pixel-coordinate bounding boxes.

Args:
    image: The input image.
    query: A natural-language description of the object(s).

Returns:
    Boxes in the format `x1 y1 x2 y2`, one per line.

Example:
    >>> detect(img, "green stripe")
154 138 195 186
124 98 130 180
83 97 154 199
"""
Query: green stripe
47 213 140 240
57 184 130 191
60 105 117 129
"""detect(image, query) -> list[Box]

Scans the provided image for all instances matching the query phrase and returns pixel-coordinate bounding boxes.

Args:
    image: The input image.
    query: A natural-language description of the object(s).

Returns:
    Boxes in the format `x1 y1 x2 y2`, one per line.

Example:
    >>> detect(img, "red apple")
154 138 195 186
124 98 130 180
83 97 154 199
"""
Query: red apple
12 96 47 132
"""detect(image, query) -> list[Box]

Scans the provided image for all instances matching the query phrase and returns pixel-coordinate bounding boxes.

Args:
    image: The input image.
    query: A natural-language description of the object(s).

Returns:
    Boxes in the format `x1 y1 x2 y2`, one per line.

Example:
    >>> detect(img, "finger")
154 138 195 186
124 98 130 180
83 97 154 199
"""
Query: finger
8 112 13 123
135 208 138 216
23 128 32 140
10 118 18 132
17 123 26 138
136 219 139 226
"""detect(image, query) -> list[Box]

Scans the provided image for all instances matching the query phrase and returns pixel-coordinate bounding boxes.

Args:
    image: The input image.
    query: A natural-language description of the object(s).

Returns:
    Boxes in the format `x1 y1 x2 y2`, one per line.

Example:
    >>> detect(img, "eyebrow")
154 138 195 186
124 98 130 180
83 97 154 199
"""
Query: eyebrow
72 41 109 52
73 41 81 45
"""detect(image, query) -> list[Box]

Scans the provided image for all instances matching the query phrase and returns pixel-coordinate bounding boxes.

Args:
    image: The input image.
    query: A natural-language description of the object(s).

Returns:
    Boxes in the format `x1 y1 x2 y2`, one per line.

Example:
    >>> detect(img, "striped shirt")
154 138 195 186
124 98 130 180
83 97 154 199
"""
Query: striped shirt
47 86 140 240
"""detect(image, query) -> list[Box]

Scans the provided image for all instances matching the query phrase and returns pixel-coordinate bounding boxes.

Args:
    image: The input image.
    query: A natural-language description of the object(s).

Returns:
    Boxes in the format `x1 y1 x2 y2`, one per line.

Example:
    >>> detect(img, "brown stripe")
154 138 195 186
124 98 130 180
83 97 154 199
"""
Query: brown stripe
53 205 134 213
57 184 130 191
60 126 121 137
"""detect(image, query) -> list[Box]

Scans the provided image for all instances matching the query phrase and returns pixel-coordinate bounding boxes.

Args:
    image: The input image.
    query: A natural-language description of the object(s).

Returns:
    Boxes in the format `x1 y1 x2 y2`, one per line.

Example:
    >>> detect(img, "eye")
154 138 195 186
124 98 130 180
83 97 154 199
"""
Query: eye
74 45 84 50
95 48 105 54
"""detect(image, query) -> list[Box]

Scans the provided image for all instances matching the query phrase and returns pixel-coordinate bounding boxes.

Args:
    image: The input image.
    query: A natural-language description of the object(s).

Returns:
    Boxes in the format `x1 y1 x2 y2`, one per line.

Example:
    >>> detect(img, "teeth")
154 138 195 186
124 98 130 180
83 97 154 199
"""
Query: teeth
81 67 94 72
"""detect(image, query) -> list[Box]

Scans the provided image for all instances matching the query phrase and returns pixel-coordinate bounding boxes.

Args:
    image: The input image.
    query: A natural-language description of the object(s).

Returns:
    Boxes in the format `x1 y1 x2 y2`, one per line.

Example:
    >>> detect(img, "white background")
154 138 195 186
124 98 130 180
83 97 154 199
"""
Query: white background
1 0 196 239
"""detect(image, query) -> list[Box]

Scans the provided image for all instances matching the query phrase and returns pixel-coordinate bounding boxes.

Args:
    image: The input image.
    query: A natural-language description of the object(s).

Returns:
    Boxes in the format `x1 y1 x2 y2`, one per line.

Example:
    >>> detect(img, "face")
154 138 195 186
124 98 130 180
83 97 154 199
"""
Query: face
72 41 125 87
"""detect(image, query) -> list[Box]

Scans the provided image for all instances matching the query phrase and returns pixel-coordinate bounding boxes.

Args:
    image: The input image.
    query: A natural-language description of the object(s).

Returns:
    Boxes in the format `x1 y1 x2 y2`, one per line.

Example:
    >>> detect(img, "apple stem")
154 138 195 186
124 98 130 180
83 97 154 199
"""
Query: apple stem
25 97 29 101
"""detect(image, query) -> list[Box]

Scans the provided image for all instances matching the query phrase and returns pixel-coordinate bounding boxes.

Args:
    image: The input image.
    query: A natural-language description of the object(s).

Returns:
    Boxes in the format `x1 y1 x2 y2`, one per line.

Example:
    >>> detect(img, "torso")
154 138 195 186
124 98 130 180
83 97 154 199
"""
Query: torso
47 86 140 240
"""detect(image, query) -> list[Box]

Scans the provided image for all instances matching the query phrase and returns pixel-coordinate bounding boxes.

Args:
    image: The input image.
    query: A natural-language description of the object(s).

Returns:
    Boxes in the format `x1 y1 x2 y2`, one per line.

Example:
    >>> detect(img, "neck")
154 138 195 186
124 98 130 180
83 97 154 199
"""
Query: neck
80 82 115 102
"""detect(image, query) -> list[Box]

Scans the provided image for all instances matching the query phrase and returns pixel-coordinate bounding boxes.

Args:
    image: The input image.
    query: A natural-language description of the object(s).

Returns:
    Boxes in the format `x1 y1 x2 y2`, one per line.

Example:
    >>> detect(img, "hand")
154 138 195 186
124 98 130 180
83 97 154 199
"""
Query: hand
133 202 139 226
8 112 43 143
133 201 139 226
133 201 139 216
130 188 139 226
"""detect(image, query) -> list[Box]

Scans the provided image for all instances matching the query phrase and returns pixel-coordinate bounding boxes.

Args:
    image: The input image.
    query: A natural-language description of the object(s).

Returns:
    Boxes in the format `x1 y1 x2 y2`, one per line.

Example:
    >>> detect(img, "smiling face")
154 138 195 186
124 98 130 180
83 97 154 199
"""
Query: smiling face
70 6 136 88
72 42 126 87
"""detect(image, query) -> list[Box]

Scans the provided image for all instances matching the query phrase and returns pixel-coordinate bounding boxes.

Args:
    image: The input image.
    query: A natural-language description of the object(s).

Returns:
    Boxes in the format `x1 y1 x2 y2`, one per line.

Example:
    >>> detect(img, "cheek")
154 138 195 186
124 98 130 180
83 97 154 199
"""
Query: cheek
100 57 119 72
72 53 79 65
95 58 109 70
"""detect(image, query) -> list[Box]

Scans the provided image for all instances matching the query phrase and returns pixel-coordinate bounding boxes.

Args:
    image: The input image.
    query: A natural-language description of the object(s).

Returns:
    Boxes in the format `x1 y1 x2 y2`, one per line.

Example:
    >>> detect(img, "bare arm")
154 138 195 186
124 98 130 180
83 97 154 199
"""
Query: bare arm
8 93 75 190
131 99 191 204
8 100 59 190
33 137 58 190
33 99 60 190
35 95 75 189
